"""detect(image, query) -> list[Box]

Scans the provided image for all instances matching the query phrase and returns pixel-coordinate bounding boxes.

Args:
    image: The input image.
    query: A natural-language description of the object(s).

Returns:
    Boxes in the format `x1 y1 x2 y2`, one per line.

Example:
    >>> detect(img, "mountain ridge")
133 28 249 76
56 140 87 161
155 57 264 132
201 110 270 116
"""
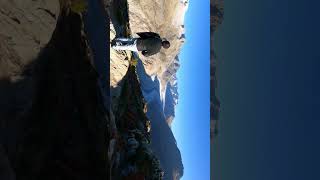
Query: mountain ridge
211 0 224 141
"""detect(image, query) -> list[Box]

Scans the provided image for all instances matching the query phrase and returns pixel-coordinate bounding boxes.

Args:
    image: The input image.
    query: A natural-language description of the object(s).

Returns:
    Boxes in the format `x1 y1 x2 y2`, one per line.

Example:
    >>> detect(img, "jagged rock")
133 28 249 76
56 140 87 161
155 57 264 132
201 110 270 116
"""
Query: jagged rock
0 0 60 173
0 1 110 178
0 0 59 67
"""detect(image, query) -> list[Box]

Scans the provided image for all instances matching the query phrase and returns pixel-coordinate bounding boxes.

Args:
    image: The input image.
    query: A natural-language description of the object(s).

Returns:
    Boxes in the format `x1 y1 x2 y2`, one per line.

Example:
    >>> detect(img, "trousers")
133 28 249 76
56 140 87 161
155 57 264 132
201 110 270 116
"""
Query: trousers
111 38 139 52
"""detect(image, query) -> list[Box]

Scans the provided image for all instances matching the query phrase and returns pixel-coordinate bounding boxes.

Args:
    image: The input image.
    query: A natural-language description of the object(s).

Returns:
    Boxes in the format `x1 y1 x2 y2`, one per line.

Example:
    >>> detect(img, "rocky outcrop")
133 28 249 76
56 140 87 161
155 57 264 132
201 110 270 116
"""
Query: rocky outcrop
0 1 109 179
0 0 59 68
0 2 60 136
211 0 224 141
0 1 60 173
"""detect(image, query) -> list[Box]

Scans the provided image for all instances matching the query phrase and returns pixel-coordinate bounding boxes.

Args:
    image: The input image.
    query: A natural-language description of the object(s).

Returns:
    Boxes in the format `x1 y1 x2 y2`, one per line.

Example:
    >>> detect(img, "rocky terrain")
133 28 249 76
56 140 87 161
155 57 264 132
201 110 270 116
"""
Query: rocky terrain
0 0 185 179
106 1 167 179
109 0 188 126
211 0 224 142
0 1 60 170
0 0 110 179
108 0 185 179
0 0 59 78
109 60 164 179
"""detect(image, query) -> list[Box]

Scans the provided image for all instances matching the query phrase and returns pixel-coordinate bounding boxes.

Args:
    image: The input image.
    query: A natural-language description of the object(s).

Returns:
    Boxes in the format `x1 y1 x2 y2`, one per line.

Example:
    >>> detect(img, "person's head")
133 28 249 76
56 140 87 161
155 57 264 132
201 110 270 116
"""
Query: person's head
162 40 171 49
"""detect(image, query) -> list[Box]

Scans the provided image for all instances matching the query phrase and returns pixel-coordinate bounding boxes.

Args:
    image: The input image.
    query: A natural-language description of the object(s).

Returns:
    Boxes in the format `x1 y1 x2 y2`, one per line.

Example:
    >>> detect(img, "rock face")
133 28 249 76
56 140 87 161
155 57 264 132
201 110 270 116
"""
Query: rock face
0 1 109 179
211 0 224 141
112 64 164 180
0 0 60 163
0 0 59 69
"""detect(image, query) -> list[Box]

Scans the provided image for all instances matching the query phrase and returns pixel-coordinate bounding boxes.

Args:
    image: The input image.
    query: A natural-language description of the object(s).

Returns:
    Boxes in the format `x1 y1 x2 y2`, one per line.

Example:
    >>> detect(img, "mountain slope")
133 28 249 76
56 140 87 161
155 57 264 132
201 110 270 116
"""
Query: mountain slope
108 0 185 179
136 59 184 180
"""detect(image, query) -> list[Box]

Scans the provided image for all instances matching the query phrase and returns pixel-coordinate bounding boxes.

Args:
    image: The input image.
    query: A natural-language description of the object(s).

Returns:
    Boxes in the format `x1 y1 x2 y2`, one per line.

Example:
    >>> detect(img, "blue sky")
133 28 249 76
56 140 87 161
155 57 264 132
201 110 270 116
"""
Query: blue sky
212 0 320 179
171 0 210 179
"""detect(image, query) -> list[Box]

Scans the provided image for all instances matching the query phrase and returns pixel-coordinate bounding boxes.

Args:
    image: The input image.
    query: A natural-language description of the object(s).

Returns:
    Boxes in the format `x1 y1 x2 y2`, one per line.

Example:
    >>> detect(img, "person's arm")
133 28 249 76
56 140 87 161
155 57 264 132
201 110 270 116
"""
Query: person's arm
142 50 152 57
137 32 161 39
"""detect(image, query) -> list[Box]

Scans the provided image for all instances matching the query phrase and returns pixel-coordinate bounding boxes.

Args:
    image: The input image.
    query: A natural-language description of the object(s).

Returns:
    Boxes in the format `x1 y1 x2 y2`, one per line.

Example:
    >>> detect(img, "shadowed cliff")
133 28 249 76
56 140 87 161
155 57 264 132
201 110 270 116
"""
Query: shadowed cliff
0 3 109 179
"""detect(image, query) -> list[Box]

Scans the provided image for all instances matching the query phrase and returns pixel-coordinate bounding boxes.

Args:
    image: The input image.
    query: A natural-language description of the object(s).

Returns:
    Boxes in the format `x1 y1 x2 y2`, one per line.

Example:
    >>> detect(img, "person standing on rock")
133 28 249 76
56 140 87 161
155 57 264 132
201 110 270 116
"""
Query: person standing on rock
111 32 171 57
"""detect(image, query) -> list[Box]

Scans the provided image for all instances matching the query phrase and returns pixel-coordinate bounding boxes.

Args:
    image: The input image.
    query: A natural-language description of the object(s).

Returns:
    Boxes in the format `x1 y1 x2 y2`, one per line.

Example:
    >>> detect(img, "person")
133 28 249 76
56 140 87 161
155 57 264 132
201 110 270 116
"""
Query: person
111 32 170 57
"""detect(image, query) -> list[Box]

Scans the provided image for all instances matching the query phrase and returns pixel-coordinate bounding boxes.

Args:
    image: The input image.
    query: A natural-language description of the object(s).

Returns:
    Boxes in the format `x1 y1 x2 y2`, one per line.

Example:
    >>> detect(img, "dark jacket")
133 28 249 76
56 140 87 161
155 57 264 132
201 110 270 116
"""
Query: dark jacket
136 32 162 57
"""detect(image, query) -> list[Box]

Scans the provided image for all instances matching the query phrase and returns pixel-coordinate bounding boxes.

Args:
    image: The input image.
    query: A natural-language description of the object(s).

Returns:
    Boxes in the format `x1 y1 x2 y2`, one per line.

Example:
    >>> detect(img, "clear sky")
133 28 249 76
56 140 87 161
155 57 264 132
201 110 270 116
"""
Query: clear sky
171 0 210 179
212 0 320 179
